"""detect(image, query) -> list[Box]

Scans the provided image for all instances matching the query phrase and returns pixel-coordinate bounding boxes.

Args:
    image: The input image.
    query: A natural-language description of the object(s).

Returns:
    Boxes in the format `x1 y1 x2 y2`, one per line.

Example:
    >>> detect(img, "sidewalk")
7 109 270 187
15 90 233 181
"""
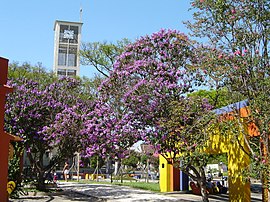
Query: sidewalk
60 181 262 202
10 181 262 202
60 182 180 201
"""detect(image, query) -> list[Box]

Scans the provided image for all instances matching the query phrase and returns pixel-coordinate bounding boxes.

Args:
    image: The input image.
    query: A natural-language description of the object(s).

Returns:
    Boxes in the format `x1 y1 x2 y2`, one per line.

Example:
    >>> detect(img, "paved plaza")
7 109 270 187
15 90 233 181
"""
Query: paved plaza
9 181 262 202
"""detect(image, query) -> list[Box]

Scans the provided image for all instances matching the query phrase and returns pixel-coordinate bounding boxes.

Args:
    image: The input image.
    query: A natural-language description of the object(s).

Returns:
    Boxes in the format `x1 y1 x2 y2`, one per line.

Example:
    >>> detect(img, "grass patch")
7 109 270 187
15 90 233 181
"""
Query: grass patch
77 180 160 192
113 176 138 181
117 181 160 192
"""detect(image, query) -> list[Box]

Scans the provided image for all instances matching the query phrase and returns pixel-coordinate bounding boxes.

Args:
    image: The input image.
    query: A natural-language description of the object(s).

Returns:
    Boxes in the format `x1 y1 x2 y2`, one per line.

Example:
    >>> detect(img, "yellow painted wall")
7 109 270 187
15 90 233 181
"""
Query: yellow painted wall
159 155 171 192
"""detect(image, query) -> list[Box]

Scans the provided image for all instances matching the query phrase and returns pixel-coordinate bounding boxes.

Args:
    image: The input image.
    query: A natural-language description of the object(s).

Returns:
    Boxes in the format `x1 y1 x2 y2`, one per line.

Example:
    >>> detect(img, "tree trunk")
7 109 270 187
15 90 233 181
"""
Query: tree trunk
96 157 99 182
37 170 46 191
77 152 80 182
146 158 149 183
114 160 120 175
199 166 209 202
200 180 209 202
106 160 109 178
106 159 113 183
111 171 113 183
186 164 209 202
120 164 123 183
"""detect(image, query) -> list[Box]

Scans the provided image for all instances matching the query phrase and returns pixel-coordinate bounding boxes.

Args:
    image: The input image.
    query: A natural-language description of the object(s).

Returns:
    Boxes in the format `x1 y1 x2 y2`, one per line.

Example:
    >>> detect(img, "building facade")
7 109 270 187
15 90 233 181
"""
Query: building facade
53 20 83 77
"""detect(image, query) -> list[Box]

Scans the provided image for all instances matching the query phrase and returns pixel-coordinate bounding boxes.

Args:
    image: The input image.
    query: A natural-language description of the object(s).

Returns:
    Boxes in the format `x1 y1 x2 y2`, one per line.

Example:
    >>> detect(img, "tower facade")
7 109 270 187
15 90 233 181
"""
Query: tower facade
53 20 83 77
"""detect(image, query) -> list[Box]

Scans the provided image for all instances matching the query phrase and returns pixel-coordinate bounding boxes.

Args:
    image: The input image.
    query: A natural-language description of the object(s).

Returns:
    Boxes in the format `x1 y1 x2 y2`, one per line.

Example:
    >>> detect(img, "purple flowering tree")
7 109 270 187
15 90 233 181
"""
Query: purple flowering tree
87 29 214 200
80 99 143 181
5 77 92 190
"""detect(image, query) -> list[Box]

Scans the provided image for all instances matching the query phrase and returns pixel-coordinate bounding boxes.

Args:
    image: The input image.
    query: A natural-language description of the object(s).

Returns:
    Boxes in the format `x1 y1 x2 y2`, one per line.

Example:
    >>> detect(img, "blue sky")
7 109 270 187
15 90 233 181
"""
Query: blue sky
0 0 193 78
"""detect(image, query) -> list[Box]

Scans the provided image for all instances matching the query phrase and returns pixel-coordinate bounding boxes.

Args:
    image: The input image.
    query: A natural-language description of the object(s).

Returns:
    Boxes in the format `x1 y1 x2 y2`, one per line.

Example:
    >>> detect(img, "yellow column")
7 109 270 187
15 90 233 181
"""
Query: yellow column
159 155 171 192
228 133 250 201
206 127 250 201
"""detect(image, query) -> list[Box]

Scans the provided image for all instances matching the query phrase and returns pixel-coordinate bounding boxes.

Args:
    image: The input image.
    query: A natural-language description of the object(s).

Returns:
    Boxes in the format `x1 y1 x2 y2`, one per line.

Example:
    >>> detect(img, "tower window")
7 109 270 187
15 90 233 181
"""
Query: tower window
58 45 77 67
57 69 66 76
67 70 76 76
58 45 68 66
68 46 77 66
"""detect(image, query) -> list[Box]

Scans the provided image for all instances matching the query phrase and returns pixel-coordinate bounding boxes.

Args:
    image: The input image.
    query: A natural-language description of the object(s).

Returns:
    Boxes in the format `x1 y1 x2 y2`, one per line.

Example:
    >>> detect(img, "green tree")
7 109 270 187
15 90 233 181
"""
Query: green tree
187 0 270 200
122 150 140 169
188 89 233 109
89 156 105 170
9 62 55 83
80 39 131 77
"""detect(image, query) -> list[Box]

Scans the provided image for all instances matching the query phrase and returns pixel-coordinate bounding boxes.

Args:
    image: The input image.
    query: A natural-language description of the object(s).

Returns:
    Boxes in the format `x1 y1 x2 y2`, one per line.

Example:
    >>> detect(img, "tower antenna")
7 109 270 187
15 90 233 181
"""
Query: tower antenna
80 5 83 22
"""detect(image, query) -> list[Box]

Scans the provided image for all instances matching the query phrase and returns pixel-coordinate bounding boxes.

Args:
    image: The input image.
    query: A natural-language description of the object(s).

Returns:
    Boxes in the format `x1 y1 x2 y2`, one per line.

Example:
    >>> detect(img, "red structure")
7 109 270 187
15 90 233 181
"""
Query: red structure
0 57 17 200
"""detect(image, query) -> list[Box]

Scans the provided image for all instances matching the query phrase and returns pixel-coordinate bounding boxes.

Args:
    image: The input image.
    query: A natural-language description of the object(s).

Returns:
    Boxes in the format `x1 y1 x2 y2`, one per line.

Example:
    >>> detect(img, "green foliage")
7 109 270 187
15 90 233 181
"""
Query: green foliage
80 38 131 77
79 76 104 100
139 154 159 171
188 0 270 194
89 156 105 169
140 154 148 165
122 150 140 168
208 154 228 165
188 88 240 109
149 156 159 171
8 62 56 83
8 142 24 198
159 97 215 160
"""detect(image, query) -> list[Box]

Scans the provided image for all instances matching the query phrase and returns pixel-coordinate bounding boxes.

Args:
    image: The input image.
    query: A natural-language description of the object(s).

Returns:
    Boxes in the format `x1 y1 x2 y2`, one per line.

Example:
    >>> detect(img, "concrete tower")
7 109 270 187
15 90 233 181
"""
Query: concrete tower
53 20 83 76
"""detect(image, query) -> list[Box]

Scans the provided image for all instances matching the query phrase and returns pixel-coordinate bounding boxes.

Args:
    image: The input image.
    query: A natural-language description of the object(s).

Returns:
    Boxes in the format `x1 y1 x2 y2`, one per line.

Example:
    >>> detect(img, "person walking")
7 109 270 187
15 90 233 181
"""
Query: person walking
63 162 70 182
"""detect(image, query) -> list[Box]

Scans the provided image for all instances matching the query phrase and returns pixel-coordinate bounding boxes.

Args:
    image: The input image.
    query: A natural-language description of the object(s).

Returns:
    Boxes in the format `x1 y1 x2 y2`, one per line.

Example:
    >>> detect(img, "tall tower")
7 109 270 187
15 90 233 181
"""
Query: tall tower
53 20 83 76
